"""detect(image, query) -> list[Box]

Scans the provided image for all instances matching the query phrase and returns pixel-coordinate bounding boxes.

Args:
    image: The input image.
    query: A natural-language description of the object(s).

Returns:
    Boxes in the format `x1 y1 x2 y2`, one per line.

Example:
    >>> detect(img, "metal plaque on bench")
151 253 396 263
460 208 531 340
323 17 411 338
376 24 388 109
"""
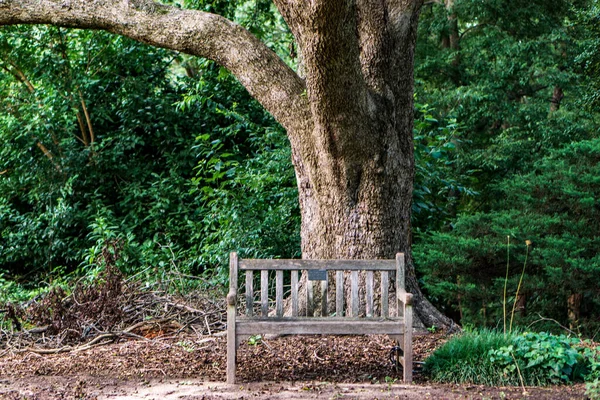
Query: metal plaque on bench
308 269 327 281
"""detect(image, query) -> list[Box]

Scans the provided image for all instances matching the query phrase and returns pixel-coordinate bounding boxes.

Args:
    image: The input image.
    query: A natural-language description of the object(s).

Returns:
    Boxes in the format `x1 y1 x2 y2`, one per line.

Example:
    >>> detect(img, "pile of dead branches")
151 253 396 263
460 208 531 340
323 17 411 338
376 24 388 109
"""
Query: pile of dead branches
0 263 227 355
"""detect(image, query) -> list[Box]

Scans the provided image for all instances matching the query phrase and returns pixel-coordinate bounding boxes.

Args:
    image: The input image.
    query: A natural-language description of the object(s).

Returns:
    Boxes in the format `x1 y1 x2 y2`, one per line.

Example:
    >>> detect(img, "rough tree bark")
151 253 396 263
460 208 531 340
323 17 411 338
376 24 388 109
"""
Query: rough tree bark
0 0 454 329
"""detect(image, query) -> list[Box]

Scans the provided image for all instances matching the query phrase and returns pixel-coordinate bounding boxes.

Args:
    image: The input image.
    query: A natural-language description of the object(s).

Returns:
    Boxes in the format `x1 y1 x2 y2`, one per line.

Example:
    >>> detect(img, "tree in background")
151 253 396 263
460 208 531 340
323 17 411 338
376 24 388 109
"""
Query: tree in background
577 0 600 110
0 0 456 327
412 0 600 333
415 139 600 333
0 21 299 291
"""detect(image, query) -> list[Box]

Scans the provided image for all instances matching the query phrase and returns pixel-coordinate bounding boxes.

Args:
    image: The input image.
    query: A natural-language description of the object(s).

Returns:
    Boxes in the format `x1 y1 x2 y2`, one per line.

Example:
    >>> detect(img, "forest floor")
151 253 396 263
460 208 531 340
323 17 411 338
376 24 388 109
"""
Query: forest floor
0 271 588 399
0 331 587 399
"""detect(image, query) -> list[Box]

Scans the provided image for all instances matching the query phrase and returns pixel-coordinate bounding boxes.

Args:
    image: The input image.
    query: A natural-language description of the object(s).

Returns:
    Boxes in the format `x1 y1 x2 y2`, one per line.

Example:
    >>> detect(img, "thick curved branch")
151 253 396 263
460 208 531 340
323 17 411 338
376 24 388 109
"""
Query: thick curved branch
0 0 310 135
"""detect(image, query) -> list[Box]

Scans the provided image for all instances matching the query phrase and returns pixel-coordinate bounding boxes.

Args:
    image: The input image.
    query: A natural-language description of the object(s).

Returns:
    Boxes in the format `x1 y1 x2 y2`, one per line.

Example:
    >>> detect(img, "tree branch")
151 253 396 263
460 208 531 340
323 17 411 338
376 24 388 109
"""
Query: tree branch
0 60 35 93
0 0 310 135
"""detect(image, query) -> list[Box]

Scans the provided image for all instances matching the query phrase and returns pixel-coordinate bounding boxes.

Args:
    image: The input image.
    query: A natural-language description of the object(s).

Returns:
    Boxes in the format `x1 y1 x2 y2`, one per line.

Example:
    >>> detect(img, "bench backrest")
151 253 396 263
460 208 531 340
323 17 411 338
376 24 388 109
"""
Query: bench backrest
229 252 407 319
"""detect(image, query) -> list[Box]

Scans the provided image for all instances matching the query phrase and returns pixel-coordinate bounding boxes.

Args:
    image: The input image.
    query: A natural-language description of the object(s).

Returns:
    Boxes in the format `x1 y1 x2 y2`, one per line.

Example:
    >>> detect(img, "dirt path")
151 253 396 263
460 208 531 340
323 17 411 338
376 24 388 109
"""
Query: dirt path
0 376 587 400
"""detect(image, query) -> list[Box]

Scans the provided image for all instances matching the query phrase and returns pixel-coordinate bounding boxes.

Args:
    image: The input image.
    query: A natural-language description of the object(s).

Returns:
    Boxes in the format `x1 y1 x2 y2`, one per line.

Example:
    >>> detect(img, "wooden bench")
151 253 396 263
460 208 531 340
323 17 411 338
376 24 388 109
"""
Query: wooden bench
226 252 414 384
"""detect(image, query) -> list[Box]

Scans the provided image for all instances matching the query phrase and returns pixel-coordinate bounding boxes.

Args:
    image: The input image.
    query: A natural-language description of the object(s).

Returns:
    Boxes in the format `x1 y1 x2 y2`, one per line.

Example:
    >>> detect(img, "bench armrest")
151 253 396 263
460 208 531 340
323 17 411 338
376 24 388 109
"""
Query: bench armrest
397 290 413 306
227 290 237 306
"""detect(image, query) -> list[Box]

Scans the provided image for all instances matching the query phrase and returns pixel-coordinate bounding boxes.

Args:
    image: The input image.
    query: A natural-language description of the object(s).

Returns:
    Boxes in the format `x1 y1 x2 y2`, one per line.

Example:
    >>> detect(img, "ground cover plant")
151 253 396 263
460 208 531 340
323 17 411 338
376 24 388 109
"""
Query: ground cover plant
425 329 600 398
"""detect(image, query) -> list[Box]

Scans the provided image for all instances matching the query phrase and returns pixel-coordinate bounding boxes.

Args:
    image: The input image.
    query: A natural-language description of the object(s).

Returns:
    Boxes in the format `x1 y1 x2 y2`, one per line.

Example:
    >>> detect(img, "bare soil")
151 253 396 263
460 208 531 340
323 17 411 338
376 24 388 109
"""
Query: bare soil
0 333 586 399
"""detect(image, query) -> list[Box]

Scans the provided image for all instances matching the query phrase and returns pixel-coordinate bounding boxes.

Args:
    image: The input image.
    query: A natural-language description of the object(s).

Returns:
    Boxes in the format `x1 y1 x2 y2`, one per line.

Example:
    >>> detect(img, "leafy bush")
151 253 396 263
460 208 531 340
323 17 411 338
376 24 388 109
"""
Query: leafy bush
426 330 595 387
488 332 586 385
585 347 600 399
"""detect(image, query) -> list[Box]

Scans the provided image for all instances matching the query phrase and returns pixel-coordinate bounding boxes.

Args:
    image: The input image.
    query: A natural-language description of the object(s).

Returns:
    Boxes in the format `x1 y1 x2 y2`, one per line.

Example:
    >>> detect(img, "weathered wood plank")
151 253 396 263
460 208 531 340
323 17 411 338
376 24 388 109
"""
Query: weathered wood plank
396 253 405 318
403 301 413 383
291 270 299 317
321 279 328 316
240 259 396 271
381 271 389 318
351 270 359 317
261 270 268 317
237 319 404 336
237 316 402 322
226 252 238 384
335 270 344 317
307 278 314 317
276 270 284 317
396 253 405 290
366 270 374 317
245 270 253 317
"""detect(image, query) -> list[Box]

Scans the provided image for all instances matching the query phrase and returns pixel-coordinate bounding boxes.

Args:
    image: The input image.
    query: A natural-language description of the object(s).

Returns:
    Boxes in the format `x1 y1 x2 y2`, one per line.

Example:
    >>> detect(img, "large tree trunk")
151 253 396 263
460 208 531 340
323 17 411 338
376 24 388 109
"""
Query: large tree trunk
276 0 454 329
0 0 455 330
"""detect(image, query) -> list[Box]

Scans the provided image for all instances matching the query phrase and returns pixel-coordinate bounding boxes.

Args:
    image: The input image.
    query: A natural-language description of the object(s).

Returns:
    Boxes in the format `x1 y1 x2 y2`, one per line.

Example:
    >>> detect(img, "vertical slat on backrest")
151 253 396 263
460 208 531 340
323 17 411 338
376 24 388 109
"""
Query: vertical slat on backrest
351 270 359 317
261 270 269 316
245 270 253 317
307 277 314 317
276 270 283 317
381 271 389 318
321 279 328 316
291 270 299 317
396 253 405 317
366 270 374 317
336 271 344 317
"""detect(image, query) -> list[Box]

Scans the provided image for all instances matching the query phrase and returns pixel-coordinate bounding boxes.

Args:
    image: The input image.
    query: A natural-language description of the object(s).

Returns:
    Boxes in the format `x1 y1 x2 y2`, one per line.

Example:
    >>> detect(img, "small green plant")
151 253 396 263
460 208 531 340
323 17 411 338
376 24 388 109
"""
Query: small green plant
427 325 437 333
584 347 600 399
176 340 196 352
384 376 398 390
247 335 262 345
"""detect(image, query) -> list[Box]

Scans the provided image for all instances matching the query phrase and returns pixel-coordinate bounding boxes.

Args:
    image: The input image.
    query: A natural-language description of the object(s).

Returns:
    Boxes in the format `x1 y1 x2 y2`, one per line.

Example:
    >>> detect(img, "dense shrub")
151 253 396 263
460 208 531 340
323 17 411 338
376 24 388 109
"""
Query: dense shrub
425 330 596 387
415 139 600 334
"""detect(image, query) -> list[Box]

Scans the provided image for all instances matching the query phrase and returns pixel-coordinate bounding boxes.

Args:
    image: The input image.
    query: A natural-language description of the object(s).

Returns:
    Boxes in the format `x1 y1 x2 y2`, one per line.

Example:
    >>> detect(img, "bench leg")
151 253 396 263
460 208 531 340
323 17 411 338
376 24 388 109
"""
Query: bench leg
403 304 413 383
227 303 236 384
227 334 236 383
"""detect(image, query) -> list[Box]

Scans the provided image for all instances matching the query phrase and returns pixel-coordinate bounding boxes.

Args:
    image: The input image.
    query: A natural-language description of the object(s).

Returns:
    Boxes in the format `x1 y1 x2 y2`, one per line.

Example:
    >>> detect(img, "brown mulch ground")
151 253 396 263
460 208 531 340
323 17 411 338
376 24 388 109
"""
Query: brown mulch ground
0 333 440 382
0 270 589 399
0 332 588 399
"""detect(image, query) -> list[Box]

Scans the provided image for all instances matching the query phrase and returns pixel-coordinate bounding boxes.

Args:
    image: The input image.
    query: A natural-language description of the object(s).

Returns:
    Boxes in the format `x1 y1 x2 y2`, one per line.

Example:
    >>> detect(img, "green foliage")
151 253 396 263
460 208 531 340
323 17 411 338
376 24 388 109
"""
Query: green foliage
0 26 202 278
426 330 592 386
412 101 477 232
414 0 600 333
0 11 298 298
414 139 600 332
187 105 300 285
424 329 514 385
416 0 598 203
576 0 600 109
585 347 600 399
489 332 585 385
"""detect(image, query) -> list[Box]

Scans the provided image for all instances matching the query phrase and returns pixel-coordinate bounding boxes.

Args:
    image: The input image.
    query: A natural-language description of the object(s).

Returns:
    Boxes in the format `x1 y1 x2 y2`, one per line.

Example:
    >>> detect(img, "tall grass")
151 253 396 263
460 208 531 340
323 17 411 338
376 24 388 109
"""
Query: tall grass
503 235 510 334
424 329 517 385
509 240 531 332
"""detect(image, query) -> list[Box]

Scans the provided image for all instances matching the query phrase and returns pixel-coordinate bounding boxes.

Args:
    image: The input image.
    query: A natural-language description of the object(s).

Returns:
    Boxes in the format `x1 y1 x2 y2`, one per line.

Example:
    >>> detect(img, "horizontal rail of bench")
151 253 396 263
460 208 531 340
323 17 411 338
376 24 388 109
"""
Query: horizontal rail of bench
239 259 397 271
236 318 405 336
237 316 403 322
